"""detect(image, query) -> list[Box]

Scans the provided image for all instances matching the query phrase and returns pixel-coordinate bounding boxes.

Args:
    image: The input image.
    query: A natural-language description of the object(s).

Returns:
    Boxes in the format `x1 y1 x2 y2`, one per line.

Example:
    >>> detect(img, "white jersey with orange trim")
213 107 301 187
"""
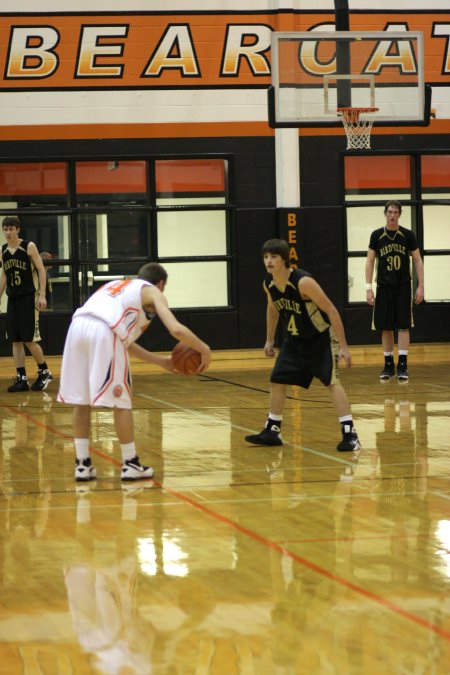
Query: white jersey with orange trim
74 278 153 347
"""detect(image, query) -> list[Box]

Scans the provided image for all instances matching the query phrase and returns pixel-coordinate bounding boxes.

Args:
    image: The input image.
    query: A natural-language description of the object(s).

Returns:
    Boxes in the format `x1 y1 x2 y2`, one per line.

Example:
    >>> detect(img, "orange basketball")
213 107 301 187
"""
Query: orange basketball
171 342 202 375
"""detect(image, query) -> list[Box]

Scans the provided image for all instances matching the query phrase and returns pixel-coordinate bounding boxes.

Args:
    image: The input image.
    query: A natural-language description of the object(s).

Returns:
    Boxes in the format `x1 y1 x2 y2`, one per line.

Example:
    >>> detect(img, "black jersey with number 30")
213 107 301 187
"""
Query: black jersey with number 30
369 226 418 286
1 240 37 297
265 268 330 340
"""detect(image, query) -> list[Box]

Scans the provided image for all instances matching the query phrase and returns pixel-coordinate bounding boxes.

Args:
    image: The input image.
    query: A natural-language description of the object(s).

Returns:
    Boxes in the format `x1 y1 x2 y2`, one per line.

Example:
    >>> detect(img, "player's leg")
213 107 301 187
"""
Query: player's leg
114 408 154 481
73 405 96 482
7 342 30 392
320 334 360 452
328 383 361 452
6 297 29 391
397 329 410 381
26 340 53 391
245 382 286 446
374 286 396 380
380 330 396 380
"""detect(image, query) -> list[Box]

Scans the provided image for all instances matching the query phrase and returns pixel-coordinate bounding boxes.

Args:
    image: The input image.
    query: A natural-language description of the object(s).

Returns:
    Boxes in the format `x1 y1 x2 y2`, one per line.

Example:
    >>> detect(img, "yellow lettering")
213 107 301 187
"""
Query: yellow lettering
6 27 59 79
76 26 127 78
142 25 200 77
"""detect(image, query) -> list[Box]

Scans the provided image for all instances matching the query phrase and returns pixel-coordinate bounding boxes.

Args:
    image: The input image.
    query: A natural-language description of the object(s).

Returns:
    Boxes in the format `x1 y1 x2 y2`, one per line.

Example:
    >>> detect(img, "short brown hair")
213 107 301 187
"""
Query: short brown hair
384 200 402 214
2 215 20 228
138 262 168 285
261 239 290 268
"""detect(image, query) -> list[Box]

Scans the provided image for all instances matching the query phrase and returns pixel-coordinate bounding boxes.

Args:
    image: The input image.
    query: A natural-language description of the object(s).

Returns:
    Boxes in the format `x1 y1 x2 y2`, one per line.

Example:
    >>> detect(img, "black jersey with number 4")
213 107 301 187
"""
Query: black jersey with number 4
369 226 418 286
1 240 38 297
265 268 330 340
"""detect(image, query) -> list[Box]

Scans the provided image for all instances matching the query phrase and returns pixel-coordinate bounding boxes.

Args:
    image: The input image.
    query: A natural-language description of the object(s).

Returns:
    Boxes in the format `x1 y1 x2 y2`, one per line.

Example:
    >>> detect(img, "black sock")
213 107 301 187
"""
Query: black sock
38 362 48 371
17 367 26 378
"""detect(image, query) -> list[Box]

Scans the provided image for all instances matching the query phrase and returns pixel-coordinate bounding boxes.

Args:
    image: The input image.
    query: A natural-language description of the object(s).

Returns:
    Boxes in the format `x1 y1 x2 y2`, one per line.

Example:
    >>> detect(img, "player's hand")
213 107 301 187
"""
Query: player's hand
38 295 47 311
339 346 352 368
162 356 178 373
264 341 276 357
414 286 424 304
366 289 375 306
198 346 211 373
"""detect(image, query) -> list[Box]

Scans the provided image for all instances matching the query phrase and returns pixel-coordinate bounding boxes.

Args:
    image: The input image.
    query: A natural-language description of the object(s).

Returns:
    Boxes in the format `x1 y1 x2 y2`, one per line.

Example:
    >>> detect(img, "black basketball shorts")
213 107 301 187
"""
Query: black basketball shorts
373 283 413 331
6 293 41 342
270 329 340 389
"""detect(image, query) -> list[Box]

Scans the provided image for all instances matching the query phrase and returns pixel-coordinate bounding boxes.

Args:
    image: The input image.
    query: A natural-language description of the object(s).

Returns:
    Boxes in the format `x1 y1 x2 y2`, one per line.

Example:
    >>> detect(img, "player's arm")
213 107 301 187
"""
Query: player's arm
411 248 424 304
264 281 279 357
299 276 352 367
27 242 47 310
141 285 211 372
127 341 176 372
365 248 376 306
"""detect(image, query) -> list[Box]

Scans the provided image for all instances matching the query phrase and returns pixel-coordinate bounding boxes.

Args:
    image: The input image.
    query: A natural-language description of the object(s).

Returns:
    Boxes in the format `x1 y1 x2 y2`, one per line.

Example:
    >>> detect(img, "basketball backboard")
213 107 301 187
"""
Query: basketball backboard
269 31 430 128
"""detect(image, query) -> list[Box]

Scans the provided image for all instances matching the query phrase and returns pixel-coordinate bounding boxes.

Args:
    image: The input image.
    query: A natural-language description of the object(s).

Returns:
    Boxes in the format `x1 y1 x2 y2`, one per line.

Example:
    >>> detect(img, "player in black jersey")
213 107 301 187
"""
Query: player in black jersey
245 239 360 452
365 201 424 382
0 216 53 392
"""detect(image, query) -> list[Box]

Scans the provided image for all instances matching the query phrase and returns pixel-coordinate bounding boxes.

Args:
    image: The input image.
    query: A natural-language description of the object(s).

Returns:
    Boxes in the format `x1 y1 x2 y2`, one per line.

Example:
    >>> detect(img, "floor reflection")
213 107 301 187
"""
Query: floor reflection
0 362 449 673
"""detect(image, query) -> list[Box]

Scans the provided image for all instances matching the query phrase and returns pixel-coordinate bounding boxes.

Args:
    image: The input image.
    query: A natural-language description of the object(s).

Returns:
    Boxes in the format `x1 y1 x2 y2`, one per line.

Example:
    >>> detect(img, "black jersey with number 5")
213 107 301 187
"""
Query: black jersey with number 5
1 240 37 297
369 226 417 286
265 268 330 340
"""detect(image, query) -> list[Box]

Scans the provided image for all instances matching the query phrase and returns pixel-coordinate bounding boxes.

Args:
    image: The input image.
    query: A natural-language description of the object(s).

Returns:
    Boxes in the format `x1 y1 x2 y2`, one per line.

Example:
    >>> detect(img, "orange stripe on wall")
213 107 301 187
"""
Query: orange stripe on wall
1 119 449 142
0 122 275 141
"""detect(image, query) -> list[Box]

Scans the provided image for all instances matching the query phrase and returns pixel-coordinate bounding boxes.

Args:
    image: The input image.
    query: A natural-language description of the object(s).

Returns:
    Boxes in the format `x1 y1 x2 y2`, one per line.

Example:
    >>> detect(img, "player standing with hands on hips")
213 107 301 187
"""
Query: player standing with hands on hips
245 239 360 453
58 262 211 482
365 201 424 382
0 215 53 392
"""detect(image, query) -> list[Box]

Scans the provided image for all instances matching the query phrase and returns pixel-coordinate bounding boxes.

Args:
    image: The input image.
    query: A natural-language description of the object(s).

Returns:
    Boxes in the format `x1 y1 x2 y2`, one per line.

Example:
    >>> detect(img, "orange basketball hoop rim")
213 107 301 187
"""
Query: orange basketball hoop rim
337 106 379 123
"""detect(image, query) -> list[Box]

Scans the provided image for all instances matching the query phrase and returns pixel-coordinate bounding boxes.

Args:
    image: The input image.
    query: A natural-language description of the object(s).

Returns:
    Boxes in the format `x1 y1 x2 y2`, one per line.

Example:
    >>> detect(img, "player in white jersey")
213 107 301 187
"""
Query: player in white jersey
58 262 211 482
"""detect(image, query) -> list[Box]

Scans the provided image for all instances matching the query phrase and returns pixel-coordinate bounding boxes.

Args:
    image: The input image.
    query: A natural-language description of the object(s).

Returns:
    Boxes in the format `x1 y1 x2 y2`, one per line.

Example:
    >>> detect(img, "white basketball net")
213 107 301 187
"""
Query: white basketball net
338 108 378 150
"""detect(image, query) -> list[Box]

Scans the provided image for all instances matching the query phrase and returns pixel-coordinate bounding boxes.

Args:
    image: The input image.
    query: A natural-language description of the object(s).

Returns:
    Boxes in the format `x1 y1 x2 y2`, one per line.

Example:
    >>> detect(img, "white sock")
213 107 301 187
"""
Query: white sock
121 441 137 462
74 438 90 461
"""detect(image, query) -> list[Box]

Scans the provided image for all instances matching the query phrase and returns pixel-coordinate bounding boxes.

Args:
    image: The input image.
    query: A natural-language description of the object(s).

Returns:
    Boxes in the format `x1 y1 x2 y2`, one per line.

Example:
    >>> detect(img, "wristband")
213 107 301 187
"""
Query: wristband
365 283 373 290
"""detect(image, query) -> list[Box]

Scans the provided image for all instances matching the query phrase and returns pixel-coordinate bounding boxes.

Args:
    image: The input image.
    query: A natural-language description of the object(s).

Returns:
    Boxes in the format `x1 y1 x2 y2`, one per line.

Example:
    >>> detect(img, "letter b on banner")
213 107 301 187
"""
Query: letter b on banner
278 208 301 268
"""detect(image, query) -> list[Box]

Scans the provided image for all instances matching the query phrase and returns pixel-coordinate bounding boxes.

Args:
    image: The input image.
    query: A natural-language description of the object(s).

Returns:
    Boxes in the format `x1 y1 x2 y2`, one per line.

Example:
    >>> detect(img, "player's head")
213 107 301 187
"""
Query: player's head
138 262 168 286
2 215 20 232
384 200 402 215
261 239 290 268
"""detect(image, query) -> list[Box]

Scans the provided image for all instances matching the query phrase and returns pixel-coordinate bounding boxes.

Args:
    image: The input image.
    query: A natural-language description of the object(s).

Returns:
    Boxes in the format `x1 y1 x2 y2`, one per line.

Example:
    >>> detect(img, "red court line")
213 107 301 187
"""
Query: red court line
0 404 121 467
3 404 450 641
161 485 450 643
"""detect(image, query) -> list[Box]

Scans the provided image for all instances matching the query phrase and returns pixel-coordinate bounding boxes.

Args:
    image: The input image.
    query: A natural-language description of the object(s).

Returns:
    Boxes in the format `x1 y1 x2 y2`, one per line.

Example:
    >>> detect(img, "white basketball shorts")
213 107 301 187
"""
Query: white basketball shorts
57 315 132 408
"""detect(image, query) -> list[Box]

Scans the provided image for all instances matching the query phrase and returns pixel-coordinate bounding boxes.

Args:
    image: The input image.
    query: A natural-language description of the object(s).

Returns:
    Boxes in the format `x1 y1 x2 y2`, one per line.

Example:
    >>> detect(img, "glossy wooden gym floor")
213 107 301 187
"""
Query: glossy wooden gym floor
0 344 449 674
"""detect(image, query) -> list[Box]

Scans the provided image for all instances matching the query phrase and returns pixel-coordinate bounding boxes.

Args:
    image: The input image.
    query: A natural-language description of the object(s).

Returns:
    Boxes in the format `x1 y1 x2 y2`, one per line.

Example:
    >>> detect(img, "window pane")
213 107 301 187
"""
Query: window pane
0 162 67 206
347 257 367 302
423 205 450 249
347 206 411 252
158 211 227 257
5 213 71 260
344 156 411 200
77 211 148 261
421 155 450 199
156 159 226 202
47 264 74 311
76 161 147 206
424 255 450 301
164 261 229 308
